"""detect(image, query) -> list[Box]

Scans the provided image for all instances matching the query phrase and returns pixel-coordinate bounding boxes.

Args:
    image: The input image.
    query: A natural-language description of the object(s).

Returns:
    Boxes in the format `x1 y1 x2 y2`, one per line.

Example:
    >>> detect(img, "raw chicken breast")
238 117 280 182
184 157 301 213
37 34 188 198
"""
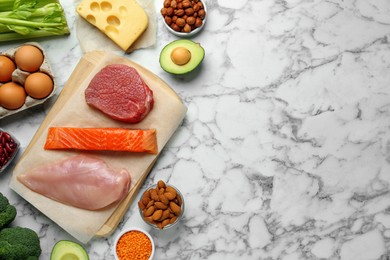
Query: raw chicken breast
17 154 131 210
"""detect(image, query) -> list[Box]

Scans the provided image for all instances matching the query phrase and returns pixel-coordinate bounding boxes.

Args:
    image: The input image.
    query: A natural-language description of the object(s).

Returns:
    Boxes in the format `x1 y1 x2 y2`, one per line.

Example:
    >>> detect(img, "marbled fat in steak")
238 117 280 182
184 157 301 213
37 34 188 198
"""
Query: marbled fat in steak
85 64 154 123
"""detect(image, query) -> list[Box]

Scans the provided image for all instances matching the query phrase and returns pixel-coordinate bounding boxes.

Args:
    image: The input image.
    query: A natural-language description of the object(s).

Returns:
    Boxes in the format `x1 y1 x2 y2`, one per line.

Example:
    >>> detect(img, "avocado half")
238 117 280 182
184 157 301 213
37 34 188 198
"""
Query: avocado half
50 240 89 260
159 39 205 75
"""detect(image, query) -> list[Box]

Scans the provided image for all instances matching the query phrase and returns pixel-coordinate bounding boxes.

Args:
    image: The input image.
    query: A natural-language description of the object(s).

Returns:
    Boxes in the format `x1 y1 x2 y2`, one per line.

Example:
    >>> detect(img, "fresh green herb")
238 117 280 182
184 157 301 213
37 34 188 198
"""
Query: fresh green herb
0 0 69 42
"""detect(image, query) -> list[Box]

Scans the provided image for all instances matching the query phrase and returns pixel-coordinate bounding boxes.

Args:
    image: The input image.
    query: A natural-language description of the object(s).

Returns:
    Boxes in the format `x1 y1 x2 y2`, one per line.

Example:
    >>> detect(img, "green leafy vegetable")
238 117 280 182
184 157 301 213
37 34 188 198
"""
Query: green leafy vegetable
0 193 16 229
0 0 69 42
0 193 42 260
0 226 42 260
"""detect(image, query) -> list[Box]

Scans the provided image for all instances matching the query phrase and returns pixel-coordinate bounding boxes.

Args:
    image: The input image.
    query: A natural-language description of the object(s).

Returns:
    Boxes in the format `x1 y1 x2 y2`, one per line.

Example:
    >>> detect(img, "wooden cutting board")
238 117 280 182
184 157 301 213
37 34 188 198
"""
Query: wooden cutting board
10 51 187 243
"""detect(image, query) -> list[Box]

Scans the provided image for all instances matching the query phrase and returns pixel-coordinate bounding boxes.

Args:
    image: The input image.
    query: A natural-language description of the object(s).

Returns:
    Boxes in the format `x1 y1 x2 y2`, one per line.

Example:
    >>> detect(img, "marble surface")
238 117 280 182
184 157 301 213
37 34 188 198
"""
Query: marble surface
1 0 390 259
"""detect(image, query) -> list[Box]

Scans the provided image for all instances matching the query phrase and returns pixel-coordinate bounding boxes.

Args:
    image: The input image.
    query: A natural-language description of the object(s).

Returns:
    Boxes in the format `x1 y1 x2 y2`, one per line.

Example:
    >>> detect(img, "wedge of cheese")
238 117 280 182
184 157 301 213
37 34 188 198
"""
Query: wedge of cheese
76 0 148 51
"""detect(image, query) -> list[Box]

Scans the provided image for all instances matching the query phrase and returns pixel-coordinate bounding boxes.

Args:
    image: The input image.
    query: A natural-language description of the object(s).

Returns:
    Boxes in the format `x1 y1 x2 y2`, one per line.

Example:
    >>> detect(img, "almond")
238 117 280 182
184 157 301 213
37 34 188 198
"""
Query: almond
160 209 171 221
161 219 170 228
169 201 181 216
142 189 151 199
176 194 183 206
158 180 166 189
141 196 150 205
150 189 160 202
164 192 176 200
144 206 155 217
158 187 165 195
146 199 154 209
159 194 169 204
144 216 154 224
157 222 163 229
138 200 145 210
152 209 163 221
155 201 168 210
166 186 177 197
169 216 177 224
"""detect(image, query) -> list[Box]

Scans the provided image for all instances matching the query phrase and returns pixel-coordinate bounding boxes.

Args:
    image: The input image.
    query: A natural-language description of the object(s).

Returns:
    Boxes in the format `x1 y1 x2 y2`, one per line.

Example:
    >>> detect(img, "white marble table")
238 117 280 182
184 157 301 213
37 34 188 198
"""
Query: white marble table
1 0 390 259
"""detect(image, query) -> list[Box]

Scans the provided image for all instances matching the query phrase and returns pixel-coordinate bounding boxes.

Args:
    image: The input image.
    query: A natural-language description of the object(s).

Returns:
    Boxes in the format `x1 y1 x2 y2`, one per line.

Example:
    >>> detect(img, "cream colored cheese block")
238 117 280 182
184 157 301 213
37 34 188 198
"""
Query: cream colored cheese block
76 0 148 51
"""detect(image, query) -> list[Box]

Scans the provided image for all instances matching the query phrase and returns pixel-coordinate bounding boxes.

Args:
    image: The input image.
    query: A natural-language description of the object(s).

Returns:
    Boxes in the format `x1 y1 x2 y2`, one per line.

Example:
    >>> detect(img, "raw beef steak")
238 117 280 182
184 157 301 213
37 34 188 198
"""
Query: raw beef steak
85 64 154 123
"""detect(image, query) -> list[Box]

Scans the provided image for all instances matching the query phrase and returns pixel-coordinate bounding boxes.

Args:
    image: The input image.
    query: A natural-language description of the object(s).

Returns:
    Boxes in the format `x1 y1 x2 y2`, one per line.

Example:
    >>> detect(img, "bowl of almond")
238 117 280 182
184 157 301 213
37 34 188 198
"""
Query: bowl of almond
160 0 207 37
138 180 185 230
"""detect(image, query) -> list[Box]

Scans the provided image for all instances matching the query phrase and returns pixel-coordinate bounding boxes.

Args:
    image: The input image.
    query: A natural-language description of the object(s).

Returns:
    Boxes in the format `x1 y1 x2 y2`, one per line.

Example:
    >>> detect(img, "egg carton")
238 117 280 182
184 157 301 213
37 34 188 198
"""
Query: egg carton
0 42 58 119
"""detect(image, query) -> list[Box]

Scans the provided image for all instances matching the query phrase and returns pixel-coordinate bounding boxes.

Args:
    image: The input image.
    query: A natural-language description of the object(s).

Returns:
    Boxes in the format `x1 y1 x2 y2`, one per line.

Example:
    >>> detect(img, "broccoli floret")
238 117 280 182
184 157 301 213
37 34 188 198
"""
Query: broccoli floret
0 226 41 260
0 193 16 229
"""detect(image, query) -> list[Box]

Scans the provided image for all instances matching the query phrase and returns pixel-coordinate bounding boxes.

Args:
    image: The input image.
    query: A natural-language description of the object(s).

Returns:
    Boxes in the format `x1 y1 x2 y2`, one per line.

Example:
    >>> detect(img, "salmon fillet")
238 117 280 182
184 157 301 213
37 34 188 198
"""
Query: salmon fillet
17 154 131 210
44 127 158 154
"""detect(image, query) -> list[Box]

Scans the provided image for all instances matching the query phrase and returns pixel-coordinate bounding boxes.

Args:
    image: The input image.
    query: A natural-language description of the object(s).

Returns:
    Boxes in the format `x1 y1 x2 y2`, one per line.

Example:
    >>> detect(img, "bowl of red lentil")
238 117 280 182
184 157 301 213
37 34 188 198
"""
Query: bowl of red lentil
114 227 155 260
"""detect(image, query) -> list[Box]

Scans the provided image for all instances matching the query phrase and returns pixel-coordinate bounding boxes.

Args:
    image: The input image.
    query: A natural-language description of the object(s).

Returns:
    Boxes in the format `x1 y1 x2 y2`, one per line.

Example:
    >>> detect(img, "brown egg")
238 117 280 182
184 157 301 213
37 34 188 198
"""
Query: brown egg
24 72 54 99
0 82 26 110
0 55 16 82
14 45 44 72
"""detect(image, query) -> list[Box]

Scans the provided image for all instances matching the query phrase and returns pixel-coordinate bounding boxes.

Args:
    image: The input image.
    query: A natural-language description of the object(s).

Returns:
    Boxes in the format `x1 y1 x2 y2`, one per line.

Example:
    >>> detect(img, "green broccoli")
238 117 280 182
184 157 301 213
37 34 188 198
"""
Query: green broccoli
0 226 42 260
0 192 16 229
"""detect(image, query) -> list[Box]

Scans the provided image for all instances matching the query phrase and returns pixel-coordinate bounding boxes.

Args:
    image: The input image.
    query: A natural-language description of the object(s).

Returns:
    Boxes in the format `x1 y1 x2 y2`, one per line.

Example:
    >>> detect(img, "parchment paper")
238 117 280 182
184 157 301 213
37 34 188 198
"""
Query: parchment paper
74 0 157 53
9 51 187 243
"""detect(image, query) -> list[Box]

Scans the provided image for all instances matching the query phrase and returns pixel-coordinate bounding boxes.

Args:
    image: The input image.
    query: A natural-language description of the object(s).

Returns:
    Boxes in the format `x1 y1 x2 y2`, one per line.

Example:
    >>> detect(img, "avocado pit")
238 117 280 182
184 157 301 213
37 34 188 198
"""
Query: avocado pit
170 47 191 66
159 39 205 75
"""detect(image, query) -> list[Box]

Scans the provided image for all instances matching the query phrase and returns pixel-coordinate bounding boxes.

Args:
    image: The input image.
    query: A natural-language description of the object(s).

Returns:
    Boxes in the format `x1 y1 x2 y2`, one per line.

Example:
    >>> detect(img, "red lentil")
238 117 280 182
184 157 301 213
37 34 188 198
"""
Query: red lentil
116 230 152 260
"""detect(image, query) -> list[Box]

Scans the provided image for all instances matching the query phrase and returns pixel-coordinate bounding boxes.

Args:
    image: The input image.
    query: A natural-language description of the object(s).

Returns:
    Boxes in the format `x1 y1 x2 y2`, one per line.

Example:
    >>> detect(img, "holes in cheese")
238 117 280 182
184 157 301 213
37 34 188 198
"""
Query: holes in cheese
107 15 120 26
90 2 99 11
119 6 127 15
87 15 96 24
77 0 149 51
106 25 119 35
101 2 112 11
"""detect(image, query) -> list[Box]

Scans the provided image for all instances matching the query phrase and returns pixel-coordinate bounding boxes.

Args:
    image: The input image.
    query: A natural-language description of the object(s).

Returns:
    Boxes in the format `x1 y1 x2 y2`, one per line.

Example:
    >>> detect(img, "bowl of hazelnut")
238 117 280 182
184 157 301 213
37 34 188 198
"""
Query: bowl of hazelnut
160 0 207 37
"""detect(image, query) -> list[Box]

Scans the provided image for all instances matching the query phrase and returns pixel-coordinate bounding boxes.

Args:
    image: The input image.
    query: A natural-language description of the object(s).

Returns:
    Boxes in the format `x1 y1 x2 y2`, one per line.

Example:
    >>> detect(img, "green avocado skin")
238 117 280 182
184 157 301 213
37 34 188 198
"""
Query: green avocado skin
159 39 205 75
50 240 89 260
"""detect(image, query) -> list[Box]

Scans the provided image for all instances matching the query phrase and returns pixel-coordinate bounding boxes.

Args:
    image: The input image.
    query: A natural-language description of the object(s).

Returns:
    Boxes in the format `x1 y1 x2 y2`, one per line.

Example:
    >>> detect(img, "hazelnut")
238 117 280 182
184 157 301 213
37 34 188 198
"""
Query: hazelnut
185 7 194 16
170 0 177 8
174 9 185 16
186 16 196 25
170 23 180 32
183 24 191 33
194 17 202 27
164 0 171 7
177 2 183 9
172 15 178 22
193 3 200 11
198 9 206 19
161 8 167 16
166 7 174 16
165 16 172 25
182 0 191 8
176 18 186 27
182 15 188 20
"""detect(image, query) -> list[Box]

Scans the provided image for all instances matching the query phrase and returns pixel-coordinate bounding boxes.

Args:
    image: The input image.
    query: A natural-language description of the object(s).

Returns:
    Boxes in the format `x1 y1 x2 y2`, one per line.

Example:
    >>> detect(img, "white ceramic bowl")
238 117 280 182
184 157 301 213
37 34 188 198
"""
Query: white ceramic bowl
139 184 185 230
0 128 20 174
114 227 155 260
162 0 207 38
